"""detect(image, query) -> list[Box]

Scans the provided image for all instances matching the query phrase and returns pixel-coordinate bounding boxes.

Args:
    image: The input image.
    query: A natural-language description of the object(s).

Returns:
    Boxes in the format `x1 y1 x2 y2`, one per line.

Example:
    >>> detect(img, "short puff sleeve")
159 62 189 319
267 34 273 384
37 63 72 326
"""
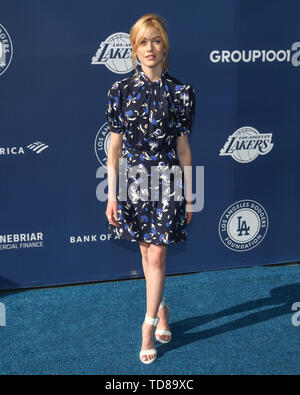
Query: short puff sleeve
175 84 196 137
105 81 126 135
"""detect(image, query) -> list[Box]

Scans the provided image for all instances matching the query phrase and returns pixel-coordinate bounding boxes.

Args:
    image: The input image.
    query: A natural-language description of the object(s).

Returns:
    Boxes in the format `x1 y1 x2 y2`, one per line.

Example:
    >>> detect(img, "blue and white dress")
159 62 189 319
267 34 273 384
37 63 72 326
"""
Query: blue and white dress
105 63 195 246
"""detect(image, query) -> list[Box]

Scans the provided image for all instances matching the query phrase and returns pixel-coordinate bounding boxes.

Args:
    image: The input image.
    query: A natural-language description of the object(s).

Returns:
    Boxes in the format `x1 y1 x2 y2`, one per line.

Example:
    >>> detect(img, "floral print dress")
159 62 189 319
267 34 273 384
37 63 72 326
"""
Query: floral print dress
105 63 195 246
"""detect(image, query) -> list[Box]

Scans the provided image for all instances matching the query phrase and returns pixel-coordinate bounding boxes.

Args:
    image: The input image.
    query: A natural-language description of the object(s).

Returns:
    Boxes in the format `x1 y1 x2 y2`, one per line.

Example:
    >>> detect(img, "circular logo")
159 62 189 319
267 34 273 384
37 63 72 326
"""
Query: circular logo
94 122 125 167
218 199 268 252
0 24 13 76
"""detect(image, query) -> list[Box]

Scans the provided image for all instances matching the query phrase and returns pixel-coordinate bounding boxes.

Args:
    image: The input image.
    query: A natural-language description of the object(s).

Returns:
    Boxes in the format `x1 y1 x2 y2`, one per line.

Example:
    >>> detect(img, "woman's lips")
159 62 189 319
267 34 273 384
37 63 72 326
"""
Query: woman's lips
146 55 156 59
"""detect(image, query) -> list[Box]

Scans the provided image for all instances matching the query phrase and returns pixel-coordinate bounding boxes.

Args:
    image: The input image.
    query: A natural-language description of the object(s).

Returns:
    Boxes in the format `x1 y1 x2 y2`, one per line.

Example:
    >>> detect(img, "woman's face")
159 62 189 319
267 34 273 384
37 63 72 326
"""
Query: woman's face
136 27 165 69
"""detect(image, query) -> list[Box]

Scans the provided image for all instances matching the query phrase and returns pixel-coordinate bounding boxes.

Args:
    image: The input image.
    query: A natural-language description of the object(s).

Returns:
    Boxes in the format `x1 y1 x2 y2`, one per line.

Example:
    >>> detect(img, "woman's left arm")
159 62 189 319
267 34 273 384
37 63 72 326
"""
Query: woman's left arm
176 135 193 221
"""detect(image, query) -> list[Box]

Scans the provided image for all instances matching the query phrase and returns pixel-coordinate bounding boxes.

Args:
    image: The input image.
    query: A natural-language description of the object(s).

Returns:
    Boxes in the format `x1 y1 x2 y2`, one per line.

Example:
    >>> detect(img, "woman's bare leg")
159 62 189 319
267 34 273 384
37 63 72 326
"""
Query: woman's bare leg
139 242 149 281
145 244 167 318
139 243 168 362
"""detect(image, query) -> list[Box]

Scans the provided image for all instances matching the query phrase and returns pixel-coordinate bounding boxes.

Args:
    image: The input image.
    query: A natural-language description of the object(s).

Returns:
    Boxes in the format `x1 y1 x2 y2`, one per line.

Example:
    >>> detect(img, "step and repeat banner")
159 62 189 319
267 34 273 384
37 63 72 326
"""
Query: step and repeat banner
1 0 300 290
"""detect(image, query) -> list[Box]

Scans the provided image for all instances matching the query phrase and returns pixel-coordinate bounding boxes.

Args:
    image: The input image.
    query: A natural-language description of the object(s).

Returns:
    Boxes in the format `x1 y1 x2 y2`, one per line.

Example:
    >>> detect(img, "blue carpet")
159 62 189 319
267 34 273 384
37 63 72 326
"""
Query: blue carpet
0 264 300 375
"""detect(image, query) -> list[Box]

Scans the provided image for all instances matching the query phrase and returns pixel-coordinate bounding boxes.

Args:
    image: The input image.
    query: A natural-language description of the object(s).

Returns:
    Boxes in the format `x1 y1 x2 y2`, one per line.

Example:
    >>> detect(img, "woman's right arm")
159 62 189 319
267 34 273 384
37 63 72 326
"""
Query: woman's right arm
106 133 123 227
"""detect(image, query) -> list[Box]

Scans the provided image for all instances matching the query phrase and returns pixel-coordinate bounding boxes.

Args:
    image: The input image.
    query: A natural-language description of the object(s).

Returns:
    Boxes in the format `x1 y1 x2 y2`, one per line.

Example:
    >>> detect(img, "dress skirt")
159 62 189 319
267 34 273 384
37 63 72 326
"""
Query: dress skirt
108 148 188 246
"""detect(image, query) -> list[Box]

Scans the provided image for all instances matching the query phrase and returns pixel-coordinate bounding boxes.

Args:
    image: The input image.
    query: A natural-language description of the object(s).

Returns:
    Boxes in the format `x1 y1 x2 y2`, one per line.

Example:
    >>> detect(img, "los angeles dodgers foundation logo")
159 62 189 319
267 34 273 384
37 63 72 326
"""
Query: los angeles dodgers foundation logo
0 24 13 76
218 199 268 252
95 122 125 167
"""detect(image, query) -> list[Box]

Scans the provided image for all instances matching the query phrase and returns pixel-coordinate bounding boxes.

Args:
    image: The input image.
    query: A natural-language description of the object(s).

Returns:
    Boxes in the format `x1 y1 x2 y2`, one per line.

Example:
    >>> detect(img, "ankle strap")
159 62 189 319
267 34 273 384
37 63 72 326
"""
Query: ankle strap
145 314 159 326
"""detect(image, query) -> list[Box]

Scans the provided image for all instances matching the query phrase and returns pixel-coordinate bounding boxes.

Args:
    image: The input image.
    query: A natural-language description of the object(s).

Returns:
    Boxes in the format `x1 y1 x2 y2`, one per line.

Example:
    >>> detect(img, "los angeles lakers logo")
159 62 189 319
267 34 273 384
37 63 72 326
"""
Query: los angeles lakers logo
91 32 133 75
218 199 269 252
219 126 273 163
0 24 13 76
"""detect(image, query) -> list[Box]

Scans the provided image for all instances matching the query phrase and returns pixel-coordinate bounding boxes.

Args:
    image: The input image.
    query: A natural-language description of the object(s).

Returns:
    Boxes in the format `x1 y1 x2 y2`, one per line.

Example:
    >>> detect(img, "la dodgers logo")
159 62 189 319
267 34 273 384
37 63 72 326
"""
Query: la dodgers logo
0 24 13 76
218 199 268 252
95 122 125 167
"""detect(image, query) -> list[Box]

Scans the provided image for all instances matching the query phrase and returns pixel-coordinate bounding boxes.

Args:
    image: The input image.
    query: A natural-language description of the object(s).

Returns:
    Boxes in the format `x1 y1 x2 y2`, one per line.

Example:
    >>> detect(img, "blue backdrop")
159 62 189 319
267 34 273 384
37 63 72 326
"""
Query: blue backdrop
1 0 300 290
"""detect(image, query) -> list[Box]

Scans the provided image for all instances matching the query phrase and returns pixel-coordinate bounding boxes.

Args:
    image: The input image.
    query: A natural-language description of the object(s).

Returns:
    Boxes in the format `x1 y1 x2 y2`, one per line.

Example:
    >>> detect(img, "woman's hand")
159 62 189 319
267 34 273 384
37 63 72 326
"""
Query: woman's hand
186 211 193 224
106 199 120 227
186 201 193 224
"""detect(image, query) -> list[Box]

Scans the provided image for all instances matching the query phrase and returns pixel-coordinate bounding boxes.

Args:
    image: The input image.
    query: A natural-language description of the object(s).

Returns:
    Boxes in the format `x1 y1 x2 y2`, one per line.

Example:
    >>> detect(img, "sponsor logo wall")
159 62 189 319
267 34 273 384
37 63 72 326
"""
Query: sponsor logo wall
1 1 300 290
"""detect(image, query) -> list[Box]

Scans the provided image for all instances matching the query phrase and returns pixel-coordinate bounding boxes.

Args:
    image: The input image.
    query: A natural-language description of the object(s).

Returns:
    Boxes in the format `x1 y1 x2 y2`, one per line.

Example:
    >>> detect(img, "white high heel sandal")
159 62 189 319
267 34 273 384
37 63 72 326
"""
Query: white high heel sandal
139 314 159 364
155 297 172 344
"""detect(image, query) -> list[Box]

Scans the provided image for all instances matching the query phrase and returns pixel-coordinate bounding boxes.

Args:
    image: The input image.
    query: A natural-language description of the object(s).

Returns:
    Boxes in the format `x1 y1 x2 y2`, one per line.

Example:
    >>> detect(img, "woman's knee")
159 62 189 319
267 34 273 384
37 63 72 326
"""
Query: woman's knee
139 242 150 259
147 244 167 268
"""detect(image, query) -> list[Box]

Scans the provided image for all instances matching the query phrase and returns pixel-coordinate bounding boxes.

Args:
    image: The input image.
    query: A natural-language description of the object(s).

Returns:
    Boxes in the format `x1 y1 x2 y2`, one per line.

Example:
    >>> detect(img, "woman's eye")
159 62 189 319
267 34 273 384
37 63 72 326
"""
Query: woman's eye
141 40 161 44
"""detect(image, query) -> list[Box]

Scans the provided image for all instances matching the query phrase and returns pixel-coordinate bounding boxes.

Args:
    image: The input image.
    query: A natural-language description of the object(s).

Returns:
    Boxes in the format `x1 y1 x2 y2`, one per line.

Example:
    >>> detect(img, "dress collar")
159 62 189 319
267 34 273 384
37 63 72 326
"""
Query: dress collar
136 63 167 85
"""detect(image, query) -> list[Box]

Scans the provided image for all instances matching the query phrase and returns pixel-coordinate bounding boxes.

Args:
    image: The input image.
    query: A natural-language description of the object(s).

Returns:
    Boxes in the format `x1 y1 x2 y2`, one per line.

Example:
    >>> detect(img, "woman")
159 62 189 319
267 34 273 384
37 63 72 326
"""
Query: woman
105 13 195 364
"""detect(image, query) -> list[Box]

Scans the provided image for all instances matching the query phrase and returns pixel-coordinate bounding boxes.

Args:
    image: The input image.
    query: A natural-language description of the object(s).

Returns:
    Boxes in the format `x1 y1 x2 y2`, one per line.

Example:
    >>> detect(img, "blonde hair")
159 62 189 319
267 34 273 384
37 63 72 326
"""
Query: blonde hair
129 13 169 80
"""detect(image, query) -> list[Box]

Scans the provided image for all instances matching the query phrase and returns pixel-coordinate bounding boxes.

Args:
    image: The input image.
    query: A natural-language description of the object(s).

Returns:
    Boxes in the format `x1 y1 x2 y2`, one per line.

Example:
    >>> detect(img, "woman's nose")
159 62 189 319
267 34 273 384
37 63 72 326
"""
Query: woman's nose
146 42 153 51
